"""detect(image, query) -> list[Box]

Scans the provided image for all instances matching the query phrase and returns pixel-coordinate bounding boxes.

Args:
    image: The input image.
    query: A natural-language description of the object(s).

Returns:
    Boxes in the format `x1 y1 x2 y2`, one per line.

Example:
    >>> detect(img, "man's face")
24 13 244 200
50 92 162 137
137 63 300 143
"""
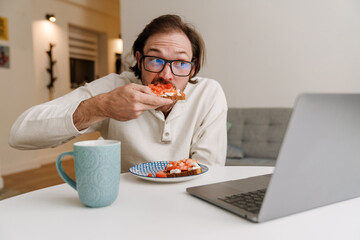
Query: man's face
135 31 194 113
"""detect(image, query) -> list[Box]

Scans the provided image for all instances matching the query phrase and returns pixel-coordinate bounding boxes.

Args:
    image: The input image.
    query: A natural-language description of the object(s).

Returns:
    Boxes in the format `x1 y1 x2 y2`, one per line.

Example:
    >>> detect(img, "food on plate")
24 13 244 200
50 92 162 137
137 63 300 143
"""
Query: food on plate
155 171 167 178
152 159 202 178
148 83 186 100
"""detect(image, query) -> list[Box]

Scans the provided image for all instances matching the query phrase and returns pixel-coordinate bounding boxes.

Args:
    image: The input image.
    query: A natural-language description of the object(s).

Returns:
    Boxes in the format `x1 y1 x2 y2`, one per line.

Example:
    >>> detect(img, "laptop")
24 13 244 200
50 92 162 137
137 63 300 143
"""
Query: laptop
187 93 360 223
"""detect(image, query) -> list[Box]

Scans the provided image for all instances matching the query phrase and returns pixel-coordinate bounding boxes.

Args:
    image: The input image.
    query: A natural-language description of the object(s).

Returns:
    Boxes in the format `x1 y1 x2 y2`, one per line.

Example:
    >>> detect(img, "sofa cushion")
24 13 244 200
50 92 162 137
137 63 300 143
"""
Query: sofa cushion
227 108 292 159
226 143 244 158
226 121 232 131
225 157 276 167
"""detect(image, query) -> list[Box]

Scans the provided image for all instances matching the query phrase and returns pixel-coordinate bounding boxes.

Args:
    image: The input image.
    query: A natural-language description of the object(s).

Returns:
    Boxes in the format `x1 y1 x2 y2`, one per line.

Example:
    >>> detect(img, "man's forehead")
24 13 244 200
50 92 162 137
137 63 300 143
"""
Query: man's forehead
146 47 189 56
143 32 192 58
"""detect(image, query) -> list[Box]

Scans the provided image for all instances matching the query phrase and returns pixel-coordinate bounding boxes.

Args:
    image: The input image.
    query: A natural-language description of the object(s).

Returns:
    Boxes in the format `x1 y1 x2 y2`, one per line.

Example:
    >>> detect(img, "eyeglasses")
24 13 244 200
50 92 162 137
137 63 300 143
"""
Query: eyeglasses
142 55 195 77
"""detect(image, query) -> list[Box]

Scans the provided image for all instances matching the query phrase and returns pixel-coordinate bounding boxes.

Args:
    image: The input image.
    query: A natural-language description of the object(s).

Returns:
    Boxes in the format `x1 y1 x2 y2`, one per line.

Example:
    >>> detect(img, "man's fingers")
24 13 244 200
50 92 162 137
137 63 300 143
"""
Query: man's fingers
139 92 173 107
123 83 173 111
129 84 172 106
131 83 154 95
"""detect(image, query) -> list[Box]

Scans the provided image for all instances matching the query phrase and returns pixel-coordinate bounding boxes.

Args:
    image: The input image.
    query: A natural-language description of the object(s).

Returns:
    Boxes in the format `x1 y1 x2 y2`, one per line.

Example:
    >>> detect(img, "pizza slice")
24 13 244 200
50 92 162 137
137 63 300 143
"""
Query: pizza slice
148 83 186 100
149 159 202 178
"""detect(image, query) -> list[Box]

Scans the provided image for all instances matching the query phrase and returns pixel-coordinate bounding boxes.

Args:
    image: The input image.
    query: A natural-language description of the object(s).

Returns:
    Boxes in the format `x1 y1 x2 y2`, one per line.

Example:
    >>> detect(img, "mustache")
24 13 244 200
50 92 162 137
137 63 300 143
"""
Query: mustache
151 78 174 86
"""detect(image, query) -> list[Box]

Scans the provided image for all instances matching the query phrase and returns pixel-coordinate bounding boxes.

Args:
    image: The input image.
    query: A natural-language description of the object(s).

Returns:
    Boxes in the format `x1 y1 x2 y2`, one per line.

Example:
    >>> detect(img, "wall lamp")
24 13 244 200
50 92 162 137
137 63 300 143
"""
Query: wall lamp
115 34 123 74
45 14 56 23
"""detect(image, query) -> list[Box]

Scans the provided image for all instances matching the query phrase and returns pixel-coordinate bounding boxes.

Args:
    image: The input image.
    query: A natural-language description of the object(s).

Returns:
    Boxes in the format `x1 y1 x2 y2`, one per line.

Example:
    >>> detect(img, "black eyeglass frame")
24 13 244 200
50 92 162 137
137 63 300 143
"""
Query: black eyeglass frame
141 55 195 77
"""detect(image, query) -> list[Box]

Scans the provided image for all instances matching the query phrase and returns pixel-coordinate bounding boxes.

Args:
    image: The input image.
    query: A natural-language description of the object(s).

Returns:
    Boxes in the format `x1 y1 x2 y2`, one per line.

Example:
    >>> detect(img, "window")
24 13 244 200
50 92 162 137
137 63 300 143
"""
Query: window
68 26 100 88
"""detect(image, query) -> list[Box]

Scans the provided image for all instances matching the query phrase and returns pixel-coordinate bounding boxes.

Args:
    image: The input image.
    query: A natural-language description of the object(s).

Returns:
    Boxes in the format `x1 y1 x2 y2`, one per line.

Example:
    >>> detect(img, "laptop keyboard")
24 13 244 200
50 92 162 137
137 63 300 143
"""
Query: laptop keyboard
218 189 266 214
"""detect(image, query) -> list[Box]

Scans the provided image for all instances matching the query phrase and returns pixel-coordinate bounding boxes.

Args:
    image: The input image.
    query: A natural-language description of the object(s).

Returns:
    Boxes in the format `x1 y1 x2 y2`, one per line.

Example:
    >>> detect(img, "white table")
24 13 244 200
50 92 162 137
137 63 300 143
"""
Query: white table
1 166 360 240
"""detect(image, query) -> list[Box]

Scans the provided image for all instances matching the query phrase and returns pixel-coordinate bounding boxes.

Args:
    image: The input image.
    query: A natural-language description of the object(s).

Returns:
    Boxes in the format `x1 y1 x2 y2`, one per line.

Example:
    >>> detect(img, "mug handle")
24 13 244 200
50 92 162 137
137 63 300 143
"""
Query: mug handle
56 152 77 190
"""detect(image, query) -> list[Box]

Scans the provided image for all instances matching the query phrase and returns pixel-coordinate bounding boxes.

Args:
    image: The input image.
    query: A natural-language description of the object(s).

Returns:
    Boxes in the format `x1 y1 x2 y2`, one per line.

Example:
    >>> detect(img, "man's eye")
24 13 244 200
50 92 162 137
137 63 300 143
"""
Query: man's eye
153 58 164 64
173 61 190 69
153 58 164 63
147 58 164 68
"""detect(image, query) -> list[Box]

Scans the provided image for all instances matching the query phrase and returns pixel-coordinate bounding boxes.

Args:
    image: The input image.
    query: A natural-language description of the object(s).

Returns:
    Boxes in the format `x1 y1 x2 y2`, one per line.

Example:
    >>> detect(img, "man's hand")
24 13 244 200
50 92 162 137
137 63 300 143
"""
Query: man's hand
73 83 173 131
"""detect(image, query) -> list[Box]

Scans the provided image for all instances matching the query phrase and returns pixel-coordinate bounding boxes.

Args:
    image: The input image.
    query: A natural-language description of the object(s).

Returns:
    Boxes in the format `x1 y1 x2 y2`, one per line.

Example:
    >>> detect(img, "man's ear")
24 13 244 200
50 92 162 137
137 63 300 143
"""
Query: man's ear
135 51 142 70
190 62 197 78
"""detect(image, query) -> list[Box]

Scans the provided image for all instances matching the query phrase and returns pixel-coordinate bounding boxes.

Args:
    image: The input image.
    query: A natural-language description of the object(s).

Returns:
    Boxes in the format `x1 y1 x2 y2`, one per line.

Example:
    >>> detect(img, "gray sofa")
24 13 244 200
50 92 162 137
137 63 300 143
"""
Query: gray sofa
226 108 292 167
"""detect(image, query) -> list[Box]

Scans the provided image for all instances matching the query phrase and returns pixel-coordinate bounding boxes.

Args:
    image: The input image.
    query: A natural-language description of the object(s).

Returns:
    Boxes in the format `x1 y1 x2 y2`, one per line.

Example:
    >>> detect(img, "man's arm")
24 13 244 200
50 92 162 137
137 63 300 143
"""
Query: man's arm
189 81 228 166
190 109 228 166
73 83 172 131
9 74 172 149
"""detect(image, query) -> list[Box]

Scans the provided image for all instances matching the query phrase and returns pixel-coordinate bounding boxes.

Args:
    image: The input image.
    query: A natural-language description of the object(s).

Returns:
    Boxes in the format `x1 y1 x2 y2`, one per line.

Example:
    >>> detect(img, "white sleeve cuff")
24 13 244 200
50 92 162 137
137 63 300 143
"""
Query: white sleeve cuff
66 100 90 135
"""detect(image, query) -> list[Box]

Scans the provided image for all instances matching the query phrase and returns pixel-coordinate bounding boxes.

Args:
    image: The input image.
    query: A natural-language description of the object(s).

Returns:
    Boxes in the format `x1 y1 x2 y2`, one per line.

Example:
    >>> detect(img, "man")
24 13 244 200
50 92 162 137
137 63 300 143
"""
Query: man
9 14 228 172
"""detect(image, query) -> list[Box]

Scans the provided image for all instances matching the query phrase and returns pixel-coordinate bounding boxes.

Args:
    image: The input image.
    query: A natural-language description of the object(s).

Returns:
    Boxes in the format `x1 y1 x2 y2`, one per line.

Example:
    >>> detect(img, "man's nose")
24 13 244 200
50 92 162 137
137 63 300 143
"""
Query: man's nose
159 63 173 80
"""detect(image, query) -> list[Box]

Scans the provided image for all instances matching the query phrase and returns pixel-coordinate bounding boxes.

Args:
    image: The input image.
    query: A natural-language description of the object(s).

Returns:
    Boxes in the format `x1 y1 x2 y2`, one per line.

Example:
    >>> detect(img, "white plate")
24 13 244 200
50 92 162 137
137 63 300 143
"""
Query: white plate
129 161 209 183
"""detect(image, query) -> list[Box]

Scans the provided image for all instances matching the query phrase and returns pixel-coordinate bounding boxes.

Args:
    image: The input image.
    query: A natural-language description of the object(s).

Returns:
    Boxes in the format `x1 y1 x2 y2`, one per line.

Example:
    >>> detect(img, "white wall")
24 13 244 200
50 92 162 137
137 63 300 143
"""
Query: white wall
121 0 360 108
0 0 38 183
32 0 120 102
0 0 120 175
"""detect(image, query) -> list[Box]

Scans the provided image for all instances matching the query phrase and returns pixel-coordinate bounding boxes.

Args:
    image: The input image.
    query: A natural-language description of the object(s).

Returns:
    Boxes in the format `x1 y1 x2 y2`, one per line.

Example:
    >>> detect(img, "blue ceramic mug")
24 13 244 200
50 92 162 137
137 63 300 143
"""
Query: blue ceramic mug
56 140 121 208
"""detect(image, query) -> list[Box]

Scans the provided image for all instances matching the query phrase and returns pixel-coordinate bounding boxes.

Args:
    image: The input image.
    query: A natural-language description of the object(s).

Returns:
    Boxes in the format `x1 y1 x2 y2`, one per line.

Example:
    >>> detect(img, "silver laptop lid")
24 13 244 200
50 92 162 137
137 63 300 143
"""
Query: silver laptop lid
259 93 360 222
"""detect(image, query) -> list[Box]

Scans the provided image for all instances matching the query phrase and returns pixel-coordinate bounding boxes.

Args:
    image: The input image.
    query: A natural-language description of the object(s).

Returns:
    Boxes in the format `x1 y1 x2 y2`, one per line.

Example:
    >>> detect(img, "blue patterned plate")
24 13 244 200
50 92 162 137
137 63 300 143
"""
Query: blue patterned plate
129 161 209 183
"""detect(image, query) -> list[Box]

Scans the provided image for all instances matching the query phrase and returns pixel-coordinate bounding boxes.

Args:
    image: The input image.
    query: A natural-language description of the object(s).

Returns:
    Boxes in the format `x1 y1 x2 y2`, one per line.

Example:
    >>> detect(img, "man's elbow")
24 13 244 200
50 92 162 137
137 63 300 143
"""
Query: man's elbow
8 128 37 150
8 134 29 150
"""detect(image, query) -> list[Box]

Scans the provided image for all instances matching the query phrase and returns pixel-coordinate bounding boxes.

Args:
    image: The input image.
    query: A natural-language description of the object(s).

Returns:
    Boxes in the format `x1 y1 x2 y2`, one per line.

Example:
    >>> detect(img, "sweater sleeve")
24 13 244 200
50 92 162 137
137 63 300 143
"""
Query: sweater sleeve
8 73 125 150
9 93 92 150
190 80 228 166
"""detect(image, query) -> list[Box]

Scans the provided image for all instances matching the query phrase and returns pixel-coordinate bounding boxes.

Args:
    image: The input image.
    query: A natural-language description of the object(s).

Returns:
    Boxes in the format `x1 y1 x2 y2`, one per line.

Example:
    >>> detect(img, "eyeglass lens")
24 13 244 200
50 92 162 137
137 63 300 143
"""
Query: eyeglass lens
143 56 192 76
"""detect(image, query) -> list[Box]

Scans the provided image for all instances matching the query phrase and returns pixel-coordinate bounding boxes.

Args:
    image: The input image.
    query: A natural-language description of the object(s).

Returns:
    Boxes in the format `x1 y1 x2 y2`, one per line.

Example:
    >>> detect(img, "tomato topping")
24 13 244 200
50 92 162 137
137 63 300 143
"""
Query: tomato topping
148 83 177 96
163 159 201 173
147 173 153 177
155 171 167 178
165 165 177 171
179 165 189 171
